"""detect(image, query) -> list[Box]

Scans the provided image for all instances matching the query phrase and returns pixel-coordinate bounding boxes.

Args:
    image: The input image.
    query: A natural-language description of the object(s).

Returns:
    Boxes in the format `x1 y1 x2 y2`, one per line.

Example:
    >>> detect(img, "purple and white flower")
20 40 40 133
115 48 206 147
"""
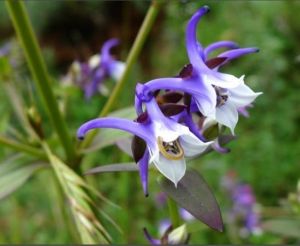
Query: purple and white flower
136 6 261 134
78 95 211 195
63 38 125 99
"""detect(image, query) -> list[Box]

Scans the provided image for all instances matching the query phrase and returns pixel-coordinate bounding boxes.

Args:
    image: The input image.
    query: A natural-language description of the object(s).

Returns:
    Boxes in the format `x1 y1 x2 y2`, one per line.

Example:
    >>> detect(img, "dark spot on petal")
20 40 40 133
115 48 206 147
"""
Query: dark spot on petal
136 112 148 123
131 135 147 163
205 57 227 69
179 64 193 79
183 93 192 113
161 91 183 104
160 103 187 117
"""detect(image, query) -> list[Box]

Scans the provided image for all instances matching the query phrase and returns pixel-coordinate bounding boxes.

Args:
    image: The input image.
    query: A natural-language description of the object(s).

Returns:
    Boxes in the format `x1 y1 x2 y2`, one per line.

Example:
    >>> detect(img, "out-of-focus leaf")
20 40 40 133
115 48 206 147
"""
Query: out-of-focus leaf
3 82 38 139
262 219 300 238
85 163 138 175
81 106 136 153
115 137 133 156
0 157 46 200
0 56 11 78
158 169 223 232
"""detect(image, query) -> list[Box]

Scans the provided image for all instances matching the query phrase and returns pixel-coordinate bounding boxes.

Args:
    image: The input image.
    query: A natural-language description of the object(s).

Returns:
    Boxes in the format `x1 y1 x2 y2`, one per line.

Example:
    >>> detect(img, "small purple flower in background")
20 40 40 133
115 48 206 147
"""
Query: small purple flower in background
63 38 125 99
0 40 23 68
222 171 262 237
78 94 211 195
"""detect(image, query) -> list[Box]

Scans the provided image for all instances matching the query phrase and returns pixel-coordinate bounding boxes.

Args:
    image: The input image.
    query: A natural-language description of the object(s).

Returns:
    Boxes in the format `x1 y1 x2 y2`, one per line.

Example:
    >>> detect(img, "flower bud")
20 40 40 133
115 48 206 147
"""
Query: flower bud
168 224 189 244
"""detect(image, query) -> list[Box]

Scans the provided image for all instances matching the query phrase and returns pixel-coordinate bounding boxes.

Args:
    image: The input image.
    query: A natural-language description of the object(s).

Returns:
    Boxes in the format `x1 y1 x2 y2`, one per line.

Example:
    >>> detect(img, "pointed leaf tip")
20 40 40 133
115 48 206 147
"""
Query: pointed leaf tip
158 169 223 232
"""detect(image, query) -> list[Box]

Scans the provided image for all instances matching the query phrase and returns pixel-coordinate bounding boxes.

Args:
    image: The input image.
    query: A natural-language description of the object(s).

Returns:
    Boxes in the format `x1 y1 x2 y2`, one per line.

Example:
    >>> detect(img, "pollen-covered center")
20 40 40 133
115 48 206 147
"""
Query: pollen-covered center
157 136 184 160
215 86 229 107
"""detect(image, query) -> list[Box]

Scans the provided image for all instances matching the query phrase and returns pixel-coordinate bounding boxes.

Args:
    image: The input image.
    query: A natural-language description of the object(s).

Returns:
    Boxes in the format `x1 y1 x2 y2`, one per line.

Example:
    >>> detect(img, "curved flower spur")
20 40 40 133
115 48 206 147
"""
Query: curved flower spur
77 93 211 196
137 6 262 135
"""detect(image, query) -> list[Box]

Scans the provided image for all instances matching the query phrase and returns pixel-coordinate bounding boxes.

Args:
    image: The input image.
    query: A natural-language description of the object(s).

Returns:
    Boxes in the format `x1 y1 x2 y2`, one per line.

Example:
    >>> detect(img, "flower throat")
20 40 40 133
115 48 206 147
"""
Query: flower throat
157 137 184 160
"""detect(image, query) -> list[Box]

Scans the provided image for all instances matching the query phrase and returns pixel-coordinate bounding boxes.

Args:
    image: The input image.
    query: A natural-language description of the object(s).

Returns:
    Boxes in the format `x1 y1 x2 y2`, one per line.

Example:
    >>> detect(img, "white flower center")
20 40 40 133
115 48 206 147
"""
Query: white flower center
157 136 184 160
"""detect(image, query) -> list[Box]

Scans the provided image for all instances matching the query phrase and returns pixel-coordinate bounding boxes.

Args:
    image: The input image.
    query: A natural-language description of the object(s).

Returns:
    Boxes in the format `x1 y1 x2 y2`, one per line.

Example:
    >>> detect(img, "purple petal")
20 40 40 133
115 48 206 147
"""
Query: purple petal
84 68 106 99
144 77 216 118
100 38 119 63
212 139 230 154
204 41 239 59
138 150 150 196
217 47 259 67
108 60 125 81
238 104 253 118
181 111 206 141
77 117 153 144
185 6 210 70
143 228 160 245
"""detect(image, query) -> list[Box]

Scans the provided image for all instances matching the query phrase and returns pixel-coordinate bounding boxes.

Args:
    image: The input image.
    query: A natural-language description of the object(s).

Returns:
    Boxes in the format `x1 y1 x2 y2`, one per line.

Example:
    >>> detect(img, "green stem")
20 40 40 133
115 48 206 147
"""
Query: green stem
79 0 163 150
167 197 181 228
0 135 46 159
5 0 76 164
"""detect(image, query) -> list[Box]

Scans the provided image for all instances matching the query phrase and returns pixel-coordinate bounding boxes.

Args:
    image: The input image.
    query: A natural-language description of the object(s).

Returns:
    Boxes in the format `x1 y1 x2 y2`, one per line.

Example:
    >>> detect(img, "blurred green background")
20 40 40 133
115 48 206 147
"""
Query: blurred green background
0 0 299 244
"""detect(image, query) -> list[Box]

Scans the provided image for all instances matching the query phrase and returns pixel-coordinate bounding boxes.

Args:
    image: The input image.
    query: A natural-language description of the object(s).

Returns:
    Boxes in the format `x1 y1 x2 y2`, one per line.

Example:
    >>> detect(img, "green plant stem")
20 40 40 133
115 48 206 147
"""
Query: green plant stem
0 135 46 159
167 197 181 228
5 0 76 164
79 0 163 150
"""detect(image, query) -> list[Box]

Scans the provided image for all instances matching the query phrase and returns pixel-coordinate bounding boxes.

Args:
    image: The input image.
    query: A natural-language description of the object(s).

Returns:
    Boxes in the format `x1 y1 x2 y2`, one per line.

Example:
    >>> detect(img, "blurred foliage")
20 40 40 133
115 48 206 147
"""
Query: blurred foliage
0 0 300 244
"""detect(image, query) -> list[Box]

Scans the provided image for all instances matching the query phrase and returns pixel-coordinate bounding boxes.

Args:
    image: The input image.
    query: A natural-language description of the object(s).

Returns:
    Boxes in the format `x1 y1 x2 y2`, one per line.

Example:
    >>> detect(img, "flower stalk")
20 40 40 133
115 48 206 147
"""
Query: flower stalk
5 0 76 164
0 135 46 159
79 0 163 150
167 197 181 228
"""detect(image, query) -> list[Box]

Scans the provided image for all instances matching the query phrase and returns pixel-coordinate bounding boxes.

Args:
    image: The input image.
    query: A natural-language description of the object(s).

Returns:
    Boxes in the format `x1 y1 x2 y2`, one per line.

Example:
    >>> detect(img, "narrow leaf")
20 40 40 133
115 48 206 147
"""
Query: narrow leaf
85 163 138 175
158 169 223 232
262 219 300 238
0 162 45 200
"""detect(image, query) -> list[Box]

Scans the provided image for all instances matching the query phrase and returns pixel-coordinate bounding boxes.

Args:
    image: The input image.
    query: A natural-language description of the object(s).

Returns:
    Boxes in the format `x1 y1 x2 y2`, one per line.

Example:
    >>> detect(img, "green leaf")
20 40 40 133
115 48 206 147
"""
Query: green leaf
158 169 223 232
262 218 300 238
81 106 136 153
0 156 45 200
85 162 138 175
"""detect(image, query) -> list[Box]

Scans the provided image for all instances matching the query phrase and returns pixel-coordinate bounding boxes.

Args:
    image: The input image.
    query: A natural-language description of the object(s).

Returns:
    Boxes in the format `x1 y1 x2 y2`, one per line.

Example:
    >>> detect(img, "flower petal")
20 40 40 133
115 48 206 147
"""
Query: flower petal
100 38 119 63
138 150 150 196
215 101 239 135
202 72 244 89
204 41 239 59
185 6 210 67
108 61 125 81
84 68 106 99
144 77 217 119
77 117 153 145
229 83 262 108
152 153 186 187
217 47 259 67
179 131 211 157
